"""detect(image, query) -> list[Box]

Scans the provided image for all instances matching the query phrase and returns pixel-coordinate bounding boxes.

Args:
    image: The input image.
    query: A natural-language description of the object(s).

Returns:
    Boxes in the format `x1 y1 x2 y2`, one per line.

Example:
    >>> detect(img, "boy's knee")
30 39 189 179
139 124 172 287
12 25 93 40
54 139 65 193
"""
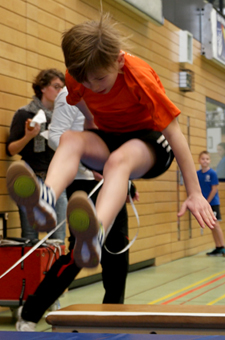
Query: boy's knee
59 130 84 151
104 152 126 171
60 130 76 143
59 130 72 146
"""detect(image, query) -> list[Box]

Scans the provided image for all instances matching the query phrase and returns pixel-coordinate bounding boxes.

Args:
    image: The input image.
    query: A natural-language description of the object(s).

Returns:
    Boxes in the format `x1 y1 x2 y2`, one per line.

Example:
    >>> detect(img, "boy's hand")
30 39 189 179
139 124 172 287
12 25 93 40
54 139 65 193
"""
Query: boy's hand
126 181 139 203
178 193 216 230
126 190 139 203
83 118 98 130
92 171 103 181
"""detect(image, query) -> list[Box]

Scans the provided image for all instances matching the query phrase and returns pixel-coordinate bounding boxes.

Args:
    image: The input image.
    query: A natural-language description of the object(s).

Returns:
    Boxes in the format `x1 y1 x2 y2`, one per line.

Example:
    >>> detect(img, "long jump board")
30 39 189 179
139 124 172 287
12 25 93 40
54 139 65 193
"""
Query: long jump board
46 304 225 331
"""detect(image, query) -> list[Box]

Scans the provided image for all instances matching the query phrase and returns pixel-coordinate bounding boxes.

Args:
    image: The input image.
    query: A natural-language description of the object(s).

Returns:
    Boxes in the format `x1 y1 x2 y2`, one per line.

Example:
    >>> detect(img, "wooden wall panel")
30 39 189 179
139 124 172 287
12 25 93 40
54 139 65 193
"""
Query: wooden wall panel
0 0 225 293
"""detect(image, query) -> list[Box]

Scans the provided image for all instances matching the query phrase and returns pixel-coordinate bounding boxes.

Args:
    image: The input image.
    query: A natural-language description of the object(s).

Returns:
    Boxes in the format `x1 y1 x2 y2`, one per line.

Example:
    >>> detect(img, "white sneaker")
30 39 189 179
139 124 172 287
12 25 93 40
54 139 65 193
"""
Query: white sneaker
67 191 105 268
15 306 36 332
6 160 57 232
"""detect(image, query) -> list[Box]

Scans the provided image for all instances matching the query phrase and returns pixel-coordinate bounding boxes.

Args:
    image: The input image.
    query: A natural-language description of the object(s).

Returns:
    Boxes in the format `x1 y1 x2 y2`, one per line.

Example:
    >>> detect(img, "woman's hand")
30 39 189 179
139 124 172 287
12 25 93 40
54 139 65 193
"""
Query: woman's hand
25 119 41 138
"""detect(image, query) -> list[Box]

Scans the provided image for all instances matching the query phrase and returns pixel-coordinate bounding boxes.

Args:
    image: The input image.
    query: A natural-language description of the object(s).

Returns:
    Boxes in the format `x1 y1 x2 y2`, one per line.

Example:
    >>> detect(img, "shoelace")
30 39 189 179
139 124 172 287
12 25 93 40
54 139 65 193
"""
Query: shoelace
39 179 56 207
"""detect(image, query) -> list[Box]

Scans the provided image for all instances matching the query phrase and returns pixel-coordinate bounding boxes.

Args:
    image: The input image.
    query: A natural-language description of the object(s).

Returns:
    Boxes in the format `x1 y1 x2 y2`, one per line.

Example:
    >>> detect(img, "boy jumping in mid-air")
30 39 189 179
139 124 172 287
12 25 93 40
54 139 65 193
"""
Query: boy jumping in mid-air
7 14 216 268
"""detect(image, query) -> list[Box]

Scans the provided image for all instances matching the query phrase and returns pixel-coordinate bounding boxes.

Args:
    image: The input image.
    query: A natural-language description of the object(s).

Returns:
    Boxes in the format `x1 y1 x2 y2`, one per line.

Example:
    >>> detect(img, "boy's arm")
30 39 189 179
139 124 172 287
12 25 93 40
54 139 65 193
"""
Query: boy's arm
76 99 98 130
162 118 216 230
207 185 218 204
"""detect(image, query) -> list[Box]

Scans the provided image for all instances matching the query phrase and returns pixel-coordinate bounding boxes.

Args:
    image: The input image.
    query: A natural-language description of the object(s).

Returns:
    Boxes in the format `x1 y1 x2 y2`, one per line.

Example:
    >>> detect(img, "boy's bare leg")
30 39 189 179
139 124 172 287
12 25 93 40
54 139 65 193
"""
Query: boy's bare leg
46 130 114 267
45 130 110 199
95 139 156 234
6 130 110 234
48 133 154 234
66 138 155 268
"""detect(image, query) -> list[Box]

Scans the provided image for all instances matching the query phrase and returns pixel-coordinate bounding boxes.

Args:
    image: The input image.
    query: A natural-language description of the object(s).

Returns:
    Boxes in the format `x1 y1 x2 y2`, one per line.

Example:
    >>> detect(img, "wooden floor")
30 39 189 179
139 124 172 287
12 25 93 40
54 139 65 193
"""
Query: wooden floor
1 250 225 332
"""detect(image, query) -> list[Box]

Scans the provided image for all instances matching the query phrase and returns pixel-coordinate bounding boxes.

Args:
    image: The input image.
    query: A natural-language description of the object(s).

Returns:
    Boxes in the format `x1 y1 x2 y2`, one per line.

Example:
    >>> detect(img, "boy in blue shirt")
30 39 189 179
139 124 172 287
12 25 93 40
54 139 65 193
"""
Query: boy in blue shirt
197 151 225 256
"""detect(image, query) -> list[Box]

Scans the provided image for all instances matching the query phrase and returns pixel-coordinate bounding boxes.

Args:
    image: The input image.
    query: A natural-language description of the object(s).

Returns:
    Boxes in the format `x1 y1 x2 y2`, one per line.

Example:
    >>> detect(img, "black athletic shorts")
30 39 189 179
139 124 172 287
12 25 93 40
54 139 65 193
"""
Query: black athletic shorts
211 205 222 221
82 129 174 179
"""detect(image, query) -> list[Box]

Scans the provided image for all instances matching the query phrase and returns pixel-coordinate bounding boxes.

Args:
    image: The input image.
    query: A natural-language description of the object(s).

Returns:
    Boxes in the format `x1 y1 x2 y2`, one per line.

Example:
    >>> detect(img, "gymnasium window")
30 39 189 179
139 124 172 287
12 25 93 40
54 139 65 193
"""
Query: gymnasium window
206 97 225 178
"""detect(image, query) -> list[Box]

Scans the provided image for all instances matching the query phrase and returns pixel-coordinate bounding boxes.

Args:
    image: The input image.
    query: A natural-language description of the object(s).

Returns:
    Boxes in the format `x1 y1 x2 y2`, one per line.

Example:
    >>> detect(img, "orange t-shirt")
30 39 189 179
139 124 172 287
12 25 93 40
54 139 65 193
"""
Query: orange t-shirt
66 52 181 133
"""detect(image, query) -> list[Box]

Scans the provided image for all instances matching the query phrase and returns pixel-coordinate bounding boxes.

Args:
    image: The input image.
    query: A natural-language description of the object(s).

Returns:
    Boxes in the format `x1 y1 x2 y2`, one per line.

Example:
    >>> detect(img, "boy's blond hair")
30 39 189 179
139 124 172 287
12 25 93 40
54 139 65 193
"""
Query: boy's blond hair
61 14 123 83
199 150 209 159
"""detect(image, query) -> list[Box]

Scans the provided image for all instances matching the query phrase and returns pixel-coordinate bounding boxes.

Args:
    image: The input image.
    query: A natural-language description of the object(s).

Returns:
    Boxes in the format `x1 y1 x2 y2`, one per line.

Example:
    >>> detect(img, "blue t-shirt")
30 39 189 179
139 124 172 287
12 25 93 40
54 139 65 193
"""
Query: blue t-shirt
197 168 220 206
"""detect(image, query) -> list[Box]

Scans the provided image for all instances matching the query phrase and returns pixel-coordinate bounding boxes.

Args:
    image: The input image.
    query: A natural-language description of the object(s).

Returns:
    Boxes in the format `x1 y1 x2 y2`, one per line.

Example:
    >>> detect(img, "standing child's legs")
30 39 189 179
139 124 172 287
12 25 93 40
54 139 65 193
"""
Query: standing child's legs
206 205 225 256
206 221 225 256
211 221 224 246
101 203 128 303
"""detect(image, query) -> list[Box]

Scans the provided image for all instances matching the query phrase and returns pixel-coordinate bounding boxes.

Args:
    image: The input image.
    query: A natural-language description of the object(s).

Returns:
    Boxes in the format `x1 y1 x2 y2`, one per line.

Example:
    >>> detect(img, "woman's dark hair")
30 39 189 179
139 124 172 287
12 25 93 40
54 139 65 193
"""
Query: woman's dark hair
32 69 65 99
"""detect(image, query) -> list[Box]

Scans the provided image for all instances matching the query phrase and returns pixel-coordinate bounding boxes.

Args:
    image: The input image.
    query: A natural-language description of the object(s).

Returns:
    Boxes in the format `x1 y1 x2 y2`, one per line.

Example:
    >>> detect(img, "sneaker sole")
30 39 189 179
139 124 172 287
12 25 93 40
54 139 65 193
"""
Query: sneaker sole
67 191 100 268
6 161 56 232
16 320 36 332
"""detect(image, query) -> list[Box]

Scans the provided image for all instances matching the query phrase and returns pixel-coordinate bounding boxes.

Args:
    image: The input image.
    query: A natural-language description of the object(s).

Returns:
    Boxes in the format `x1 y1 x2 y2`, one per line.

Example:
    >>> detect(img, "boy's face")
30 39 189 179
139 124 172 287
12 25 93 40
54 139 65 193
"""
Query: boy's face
199 153 210 169
82 53 125 95
82 67 119 94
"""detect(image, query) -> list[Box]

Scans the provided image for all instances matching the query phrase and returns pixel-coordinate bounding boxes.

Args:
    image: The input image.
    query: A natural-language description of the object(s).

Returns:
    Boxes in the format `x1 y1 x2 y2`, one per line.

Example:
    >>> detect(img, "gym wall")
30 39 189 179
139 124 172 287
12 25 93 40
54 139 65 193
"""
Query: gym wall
0 0 225 283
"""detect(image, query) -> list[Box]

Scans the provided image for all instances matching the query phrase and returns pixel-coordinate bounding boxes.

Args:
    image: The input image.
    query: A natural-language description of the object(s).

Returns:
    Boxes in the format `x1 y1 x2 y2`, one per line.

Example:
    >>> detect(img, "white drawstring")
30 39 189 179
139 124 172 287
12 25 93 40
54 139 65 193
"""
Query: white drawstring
104 180 139 255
